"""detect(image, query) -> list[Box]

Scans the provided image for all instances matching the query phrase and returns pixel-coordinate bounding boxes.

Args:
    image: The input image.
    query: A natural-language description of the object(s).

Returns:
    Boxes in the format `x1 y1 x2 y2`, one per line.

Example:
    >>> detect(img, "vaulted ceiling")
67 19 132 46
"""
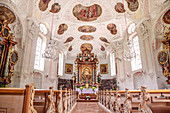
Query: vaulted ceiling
30 0 160 59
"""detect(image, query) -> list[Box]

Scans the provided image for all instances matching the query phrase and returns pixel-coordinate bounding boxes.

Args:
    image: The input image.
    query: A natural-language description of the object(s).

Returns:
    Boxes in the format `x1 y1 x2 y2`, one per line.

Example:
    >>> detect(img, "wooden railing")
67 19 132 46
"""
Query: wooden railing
0 85 77 113
34 88 77 113
98 87 170 113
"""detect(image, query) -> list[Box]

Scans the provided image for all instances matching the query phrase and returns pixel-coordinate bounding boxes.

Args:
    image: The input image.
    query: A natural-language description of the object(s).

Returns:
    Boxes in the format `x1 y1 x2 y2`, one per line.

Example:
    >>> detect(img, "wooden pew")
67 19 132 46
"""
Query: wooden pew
141 87 170 113
0 84 37 113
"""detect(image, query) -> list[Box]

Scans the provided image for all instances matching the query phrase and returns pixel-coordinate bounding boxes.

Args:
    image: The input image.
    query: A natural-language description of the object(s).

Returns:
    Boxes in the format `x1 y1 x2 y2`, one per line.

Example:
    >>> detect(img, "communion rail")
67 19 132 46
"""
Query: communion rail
0 84 78 113
98 87 170 113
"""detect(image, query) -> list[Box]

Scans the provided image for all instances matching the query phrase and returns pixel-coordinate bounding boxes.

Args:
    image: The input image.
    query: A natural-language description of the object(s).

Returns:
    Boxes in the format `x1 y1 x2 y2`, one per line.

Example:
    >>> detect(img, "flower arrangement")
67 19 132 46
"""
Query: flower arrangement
89 84 97 91
76 83 85 90
86 96 90 100
0 81 8 87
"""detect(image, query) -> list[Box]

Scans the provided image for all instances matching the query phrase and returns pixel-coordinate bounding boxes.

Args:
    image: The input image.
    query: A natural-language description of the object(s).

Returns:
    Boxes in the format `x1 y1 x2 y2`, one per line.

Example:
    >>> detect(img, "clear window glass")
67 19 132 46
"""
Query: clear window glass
110 52 116 76
131 36 142 71
40 23 48 35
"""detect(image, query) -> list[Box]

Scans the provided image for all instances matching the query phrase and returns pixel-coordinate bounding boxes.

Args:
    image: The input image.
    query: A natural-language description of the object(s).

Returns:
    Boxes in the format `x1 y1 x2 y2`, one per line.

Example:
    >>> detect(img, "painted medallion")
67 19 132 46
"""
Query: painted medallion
78 25 96 33
38 0 51 11
68 45 72 51
64 37 74 43
107 23 117 35
57 24 68 35
73 4 102 22
81 43 93 52
99 37 110 43
158 50 169 65
101 45 105 51
80 35 94 41
115 2 126 13
163 9 170 24
0 6 16 24
50 3 61 13
126 0 139 12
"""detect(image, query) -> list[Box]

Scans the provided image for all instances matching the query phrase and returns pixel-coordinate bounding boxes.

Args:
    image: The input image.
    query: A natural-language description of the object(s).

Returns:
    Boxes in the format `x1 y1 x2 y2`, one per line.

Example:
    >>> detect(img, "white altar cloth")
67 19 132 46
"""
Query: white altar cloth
76 88 98 95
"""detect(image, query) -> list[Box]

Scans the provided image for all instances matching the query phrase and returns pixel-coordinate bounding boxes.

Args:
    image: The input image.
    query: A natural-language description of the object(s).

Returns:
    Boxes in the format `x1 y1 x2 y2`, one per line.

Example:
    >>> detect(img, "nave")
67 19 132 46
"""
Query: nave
70 102 108 113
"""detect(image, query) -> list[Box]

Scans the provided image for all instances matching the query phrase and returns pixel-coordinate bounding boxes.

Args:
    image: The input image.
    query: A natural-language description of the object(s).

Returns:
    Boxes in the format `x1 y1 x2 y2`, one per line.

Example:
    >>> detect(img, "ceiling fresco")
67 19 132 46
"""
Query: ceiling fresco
50 3 61 13
107 23 117 35
73 4 102 22
126 0 139 12
99 37 110 43
115 2 126 13
57 24 68 35
81 43 93 52
101 45 105 51
80 35 94 41
78 25 96 33
163 9 170 24
68 45 73 51
64 37 74 43
38 0 51 11
0 6 16 24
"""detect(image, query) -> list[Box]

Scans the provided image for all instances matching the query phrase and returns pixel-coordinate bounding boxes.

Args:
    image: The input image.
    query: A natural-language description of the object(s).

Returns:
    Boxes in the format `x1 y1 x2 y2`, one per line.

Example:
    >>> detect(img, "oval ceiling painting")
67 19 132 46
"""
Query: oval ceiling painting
78 25 96 33
101 45 105 51
115 2 125 13
99 37 110 43
50 3 61 13
57 24 68 35
81 43 93 52
73 4 102 22
39 0 51 11
0 6 16 24
107 23 117 35
126 0 139 12
80 35 94 41
64 37 74 43
163 9 170 24
68 45 73 51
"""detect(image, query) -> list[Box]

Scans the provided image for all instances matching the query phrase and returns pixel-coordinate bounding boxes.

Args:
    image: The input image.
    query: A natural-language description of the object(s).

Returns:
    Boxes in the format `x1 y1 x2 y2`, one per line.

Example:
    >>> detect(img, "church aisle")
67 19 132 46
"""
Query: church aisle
71 102 109 113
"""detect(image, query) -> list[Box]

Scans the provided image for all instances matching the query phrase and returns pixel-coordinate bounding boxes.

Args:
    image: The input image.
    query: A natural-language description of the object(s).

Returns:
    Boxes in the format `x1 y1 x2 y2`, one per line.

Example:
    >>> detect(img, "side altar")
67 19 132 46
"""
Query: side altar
74 43 101 100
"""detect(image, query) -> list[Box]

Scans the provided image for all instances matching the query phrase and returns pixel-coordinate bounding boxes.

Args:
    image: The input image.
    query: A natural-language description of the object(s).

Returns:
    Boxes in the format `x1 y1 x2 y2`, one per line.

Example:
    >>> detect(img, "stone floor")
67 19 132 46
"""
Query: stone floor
71 102 109 113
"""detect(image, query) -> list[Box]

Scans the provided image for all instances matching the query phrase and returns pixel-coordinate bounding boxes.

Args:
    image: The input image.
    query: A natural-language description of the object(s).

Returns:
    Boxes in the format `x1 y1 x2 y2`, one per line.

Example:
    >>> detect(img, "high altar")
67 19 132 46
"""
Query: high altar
74 43 99 96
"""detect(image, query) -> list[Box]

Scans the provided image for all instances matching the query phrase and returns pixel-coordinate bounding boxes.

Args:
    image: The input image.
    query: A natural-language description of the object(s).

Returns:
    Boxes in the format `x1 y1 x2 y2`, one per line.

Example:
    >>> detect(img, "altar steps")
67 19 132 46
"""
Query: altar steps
77 99 98 102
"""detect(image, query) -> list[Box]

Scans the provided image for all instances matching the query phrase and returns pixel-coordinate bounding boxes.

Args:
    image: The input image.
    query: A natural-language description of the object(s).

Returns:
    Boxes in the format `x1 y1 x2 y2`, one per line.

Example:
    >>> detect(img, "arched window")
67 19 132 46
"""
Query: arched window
34 23 47 71
128 23 142 71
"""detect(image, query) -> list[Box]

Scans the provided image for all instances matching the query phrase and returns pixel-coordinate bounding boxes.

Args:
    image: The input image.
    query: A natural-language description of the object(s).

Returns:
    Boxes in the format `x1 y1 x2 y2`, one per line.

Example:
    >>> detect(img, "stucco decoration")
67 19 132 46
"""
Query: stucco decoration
73 4 102 22
0 6 16 24
81 43 93 52
38 0 51 11
115 2 126 13
80 35 94 41
163 9 170 24
64 37 74 43
101 45 105 51
50 3 61 13
99 37 110 43
126 0 139 12
57 24 68 35
107 23 117 35
68 45 73 51
78 25 96 33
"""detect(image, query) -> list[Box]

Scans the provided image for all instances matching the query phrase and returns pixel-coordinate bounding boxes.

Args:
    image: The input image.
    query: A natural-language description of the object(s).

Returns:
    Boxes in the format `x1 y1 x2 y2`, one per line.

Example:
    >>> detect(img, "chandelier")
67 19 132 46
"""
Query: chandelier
42 39 58 60
42 11 59 60
124 39 136 61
